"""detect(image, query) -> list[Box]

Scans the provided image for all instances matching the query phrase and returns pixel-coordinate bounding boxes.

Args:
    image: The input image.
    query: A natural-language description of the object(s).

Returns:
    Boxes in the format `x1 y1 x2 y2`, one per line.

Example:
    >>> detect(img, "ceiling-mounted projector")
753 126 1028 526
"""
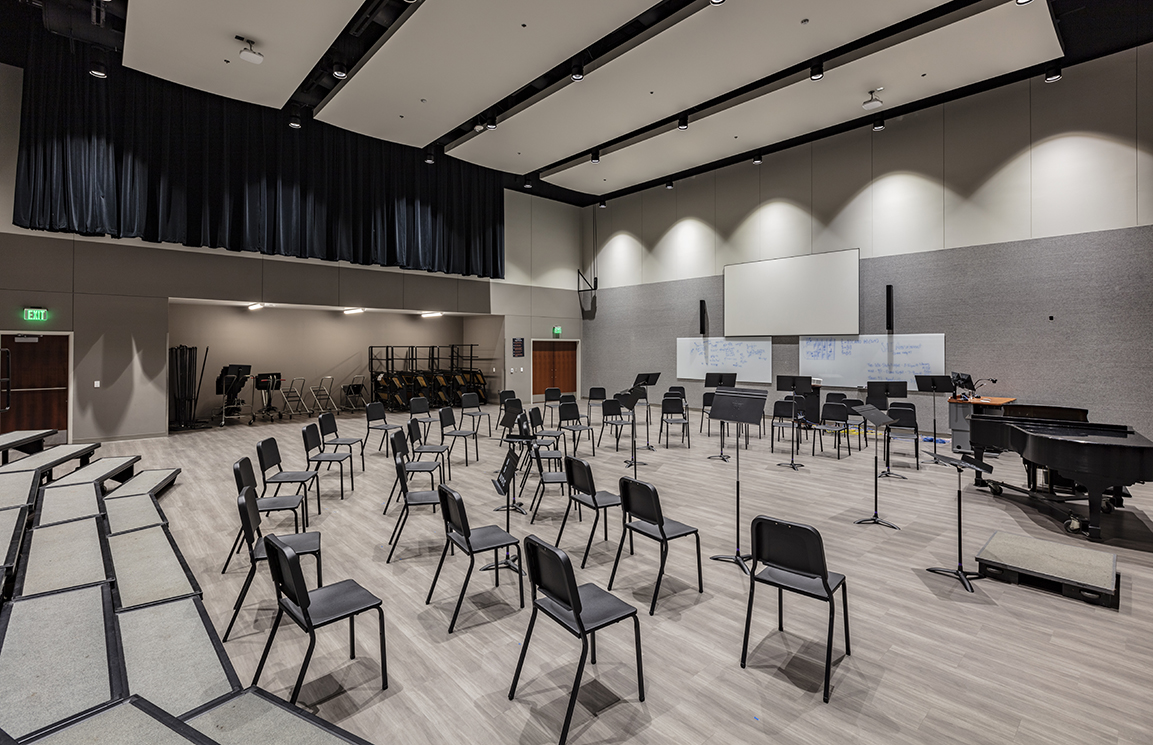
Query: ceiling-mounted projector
862 89 883 111
237 37 263 64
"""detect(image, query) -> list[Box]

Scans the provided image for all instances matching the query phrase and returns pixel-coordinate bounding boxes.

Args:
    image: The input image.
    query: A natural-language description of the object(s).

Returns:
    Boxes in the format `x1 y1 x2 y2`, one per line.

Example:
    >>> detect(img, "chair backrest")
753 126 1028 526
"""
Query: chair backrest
238 486 262 554
889 401 916 412
889 407 918 429
661 396 684 415
439 406 457 429
865 393 888 410
667 386 686 398
264 534 311 621
532 441 549 475
821 402 848 423
505 398 523 418
619 477 663 530
410 396 430 415
826 392 847 403
393 451 410 495
437 484 471 542
544 387 561 402
772 400 794 419
564 456 596 498
523 534 583 626
318 412 339 438
302 423 324 457
558 401 582 424
256 438 283 476
366 401 387 425
703 391 715 407
461 392 480 410
842 398 864 417
407 419 425 446
750 515 829 584
517 413 534 441
234 457 257 494
391 429 410 459
529 406 545 429
589 387 606 401
602 399 623 419
560 394 577 405
499 390 515 404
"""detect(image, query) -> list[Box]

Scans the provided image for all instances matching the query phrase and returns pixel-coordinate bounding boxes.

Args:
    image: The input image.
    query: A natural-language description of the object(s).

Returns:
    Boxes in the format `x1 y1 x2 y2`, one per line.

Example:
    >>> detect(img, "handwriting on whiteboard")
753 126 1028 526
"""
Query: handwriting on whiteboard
688 340 769 369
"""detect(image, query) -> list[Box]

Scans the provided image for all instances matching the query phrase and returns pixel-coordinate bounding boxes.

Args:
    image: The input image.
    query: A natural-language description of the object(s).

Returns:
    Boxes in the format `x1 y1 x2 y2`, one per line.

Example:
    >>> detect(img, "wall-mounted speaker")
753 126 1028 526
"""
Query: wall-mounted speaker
885 285 894 332
699 300 707 335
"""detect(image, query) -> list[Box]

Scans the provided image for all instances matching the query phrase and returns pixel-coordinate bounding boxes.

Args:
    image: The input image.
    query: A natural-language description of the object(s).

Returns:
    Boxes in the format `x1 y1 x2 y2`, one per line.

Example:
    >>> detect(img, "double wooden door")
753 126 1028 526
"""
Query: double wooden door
532 341 577 397
0 334 69 435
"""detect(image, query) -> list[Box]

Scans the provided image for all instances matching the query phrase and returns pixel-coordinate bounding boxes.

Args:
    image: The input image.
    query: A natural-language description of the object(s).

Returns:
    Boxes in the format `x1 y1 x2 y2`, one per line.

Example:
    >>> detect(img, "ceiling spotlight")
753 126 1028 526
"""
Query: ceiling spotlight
809 62 823 81
473 119 486 133
598 200 607 209
752 154 762 165
343 308 364 315
288 114 302 129
862 89 883 111
89 60 107 79
247 303 264 311
677 114 689 130
486 115 498 130
421 312 443 318
665 181 674 190
1044 65 1062 83
873 119 885 131
591 149 600 164
571 60 584 82
332 62 347 79
523 175 534 189
237 38 263 64
424 147 435 164
710 0 725 5
1015 0 1033 5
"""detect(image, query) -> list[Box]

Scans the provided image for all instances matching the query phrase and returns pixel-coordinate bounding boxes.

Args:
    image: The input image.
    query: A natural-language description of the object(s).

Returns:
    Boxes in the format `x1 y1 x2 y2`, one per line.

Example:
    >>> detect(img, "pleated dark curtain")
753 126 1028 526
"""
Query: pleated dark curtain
13 30 504 278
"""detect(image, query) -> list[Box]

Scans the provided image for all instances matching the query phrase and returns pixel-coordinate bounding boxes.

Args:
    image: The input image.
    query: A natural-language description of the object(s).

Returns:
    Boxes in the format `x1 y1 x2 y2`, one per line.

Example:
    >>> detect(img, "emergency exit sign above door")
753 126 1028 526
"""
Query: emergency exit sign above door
23 308 47 321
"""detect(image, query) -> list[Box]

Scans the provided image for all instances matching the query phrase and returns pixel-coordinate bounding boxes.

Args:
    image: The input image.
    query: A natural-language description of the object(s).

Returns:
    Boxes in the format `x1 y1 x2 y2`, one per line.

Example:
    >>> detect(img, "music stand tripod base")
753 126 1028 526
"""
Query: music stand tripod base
853 405 901 530
708 421 731 462
709 552 751 573
926 452 991 593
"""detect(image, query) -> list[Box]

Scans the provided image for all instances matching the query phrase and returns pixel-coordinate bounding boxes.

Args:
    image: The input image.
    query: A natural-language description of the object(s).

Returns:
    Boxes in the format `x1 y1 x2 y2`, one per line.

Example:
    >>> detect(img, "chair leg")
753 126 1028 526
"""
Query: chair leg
448 554 475 633
694 533 704 593
650 542 668 616
824 596 835 703
290 630 317 705
607 528 628 590
221 529 243 573
633 614 645 701
349 614 356 658
558 638 589 745
590 630 596 664
529 482 545 524
386 506 410 563
516 543 525 608
581 510 600 569
508 607 539 700
778 587 784 631
842 581 851 655
740 581 756 668
376 606 388 689
223 563 258 641
252 608 283 686
425 540 451 604
556 499 573 545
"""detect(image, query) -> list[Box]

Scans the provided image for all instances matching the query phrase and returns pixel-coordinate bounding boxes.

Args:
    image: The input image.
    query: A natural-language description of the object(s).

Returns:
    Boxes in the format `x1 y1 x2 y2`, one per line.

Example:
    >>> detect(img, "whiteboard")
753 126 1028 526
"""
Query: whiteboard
677 337 773 383
724 250 859 336
799 334 945 388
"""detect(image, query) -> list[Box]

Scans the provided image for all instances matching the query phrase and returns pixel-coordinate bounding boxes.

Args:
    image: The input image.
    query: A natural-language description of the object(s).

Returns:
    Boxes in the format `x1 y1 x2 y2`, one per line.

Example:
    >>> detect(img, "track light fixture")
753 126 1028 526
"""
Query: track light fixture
665 181 674 190
1015 0 1033 5
237 37 263 64
486 115 498 130
598 200 607 209
571 60 584 82
752 154 762 165
288 111 302 129
247 303 264 311
591 149 600 164
810 62 823 81
873 119 885 131
89 58 107 78
424 146 435 164
523 175 534 189
1044 65 1061 83
710 0 725 5
421 312 443 318
677 114 689 130
473 118 486 133
343 308 364 315
332 62 347 79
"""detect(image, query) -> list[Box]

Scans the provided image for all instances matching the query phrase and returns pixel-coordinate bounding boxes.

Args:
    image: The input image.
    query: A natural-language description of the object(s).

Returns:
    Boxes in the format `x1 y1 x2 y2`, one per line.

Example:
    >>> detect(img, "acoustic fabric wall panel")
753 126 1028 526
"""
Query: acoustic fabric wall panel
724 249 859 336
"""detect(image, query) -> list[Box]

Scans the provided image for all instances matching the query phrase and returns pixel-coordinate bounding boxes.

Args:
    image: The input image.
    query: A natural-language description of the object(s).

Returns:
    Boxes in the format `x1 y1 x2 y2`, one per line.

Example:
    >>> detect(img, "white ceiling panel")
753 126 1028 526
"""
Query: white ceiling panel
452 0 946 174
122 0 363 109
546 0 1061 195
316 0 660 149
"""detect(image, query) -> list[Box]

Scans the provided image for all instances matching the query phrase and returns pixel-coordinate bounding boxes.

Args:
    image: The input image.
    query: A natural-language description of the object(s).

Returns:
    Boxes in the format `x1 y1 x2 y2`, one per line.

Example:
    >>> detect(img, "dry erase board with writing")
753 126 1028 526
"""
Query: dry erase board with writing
799 334 945 387
676 337 773 383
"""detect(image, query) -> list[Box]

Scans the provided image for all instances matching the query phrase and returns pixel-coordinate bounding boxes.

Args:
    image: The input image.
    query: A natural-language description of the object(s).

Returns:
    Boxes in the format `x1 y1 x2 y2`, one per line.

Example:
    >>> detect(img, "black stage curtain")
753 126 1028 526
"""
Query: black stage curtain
13 30 504 278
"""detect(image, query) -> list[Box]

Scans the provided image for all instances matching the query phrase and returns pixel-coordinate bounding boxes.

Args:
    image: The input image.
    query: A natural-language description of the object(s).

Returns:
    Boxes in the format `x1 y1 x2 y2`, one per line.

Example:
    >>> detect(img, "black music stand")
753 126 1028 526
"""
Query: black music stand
775 375 812 471
868 380 908 479
915 374 954 463
632 373 661 451
618 387 644 478
483 446 525 575
705 373 737 461
853 405 900 530
709 387 768 573
926 453 992 593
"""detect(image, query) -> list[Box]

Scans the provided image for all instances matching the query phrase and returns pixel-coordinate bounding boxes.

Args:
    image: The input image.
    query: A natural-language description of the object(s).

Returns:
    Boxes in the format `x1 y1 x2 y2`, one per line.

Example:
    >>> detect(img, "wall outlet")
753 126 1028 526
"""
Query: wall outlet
93 381 100 388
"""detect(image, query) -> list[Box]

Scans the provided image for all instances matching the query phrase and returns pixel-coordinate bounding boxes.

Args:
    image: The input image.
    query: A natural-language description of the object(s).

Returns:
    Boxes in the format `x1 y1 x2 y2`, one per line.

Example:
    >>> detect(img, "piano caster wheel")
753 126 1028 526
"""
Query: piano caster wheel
989 484 1003 496
1102 501 1114 514
1064 516 1082 534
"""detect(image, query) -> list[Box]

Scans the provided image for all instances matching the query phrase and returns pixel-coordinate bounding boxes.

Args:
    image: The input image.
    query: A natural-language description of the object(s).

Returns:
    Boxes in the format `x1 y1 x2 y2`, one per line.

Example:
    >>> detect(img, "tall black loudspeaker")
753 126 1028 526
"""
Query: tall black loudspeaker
885 285 894 332
700 300 708 335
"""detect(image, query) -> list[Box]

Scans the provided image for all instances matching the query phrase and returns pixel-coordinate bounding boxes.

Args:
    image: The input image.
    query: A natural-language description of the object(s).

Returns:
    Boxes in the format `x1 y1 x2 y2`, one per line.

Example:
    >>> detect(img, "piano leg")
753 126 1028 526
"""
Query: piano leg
971 446 989 487
1085 485 1103 542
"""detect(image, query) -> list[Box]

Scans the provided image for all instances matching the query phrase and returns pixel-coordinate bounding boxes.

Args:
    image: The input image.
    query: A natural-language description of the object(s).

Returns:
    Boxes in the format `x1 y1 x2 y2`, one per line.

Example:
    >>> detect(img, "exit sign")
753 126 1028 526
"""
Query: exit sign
552 325 562 335
23 308 47 322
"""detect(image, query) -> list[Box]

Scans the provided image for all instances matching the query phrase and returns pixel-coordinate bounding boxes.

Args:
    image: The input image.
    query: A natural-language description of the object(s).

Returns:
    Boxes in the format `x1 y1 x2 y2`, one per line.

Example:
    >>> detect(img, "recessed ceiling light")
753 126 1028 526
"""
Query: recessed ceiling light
677 114 689 130
873 119 886 132
332 62 347 79
237 38 263 64
343 308 364 315
810 62 823 81
248 303 264 311
1044 65 1061 83
421 312 443 318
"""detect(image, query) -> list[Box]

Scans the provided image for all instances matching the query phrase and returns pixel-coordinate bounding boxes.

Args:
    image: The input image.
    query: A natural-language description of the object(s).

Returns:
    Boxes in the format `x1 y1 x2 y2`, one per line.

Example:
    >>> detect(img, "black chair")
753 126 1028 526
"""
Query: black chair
658 395 690 449
597 399 629 450
499 397 524 439
543 387 562 427
825 392 847 404
365 401 401 455
812 402 852 459
769 400 798 454
303 423 352 500
389 430 440 501
253 535 386 704
256 438 320 518
586 387 606 423
558 402 595 457
528 443 568 525
888 401 916 412
509 535 644 745
408 418 450 479
520 410 562 491
409 396 436 439
221 457 306 573
529 406 563 446
425 485 523 633
740 516 850 703
318 411 364 472
558 457 621 569
666 385 686 400
842 398 867 450
700 391 714 435
884 407 920 471
497 389 515 422
386 451 439 563
439 407 478 467
609 478 702 616
224 486 322 641
460 392 491 437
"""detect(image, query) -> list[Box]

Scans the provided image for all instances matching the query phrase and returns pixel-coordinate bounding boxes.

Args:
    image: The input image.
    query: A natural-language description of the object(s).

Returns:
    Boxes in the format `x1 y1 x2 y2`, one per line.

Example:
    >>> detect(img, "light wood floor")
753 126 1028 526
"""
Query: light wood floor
96 406 1153 745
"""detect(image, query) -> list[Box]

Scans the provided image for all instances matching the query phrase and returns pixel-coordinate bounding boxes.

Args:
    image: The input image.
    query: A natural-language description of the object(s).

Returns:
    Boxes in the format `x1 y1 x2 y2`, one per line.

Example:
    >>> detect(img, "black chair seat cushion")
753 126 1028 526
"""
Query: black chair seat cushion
572 490 621 510
814 423 849 433
284 579 381 629
537 447 563 459
415 444 448 454
626 517 697 541
539 471 567 485
310 453 349 463
444 428 474 438
254 531 321 560
753 566 845 601
663 417 689 425
562 424 593 433
405 461 440 473
413 415 435 424
537 582 636 635
404 490 439 507
369 423 401 432
326 436 361 447
255 494 303 511
603 420 628 429
537 428 563 439
268 471 317 484
449 525 518 554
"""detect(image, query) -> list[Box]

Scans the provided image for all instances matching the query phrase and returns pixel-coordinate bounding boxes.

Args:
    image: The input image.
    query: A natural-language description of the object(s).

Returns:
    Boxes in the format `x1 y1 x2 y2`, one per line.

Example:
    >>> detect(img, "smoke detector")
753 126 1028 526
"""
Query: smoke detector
237 37 263 64
862 88 883 111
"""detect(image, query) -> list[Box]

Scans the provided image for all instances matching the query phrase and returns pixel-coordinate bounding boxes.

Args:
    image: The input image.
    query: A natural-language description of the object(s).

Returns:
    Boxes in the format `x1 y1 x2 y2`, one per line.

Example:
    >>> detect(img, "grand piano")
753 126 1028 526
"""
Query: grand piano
970 404 1153 540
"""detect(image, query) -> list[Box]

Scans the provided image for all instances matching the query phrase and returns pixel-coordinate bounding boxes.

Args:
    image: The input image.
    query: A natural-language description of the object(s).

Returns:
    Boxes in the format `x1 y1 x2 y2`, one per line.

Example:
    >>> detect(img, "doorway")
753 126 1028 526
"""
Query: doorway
0 333 71 440
531 340 578 399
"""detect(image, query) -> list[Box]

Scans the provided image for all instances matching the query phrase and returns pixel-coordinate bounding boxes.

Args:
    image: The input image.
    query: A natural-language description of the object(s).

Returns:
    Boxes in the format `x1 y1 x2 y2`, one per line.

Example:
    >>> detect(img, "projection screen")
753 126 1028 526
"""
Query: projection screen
723 249 859 336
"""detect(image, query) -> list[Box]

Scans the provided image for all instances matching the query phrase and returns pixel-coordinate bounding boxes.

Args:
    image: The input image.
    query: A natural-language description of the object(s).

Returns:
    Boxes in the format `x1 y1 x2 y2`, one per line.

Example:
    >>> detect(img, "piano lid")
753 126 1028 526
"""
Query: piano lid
1008 422 1153 449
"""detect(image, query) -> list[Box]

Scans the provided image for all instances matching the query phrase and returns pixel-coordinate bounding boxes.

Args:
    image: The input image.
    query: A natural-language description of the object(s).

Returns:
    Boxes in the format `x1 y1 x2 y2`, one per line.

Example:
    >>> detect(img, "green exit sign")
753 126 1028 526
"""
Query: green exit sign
552 325 562 335
23 308 47 322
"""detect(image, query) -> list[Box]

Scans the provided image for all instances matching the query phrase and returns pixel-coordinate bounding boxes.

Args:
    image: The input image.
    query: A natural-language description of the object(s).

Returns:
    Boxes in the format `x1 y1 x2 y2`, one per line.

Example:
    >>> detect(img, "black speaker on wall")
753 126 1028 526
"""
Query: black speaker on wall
885 285 894 332
699 300 707 335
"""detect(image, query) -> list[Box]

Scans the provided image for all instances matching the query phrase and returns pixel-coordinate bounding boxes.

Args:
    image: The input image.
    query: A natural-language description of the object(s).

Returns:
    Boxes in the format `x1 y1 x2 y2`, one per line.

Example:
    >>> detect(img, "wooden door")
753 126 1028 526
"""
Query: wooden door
0 334 69 435
531 341 577 396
